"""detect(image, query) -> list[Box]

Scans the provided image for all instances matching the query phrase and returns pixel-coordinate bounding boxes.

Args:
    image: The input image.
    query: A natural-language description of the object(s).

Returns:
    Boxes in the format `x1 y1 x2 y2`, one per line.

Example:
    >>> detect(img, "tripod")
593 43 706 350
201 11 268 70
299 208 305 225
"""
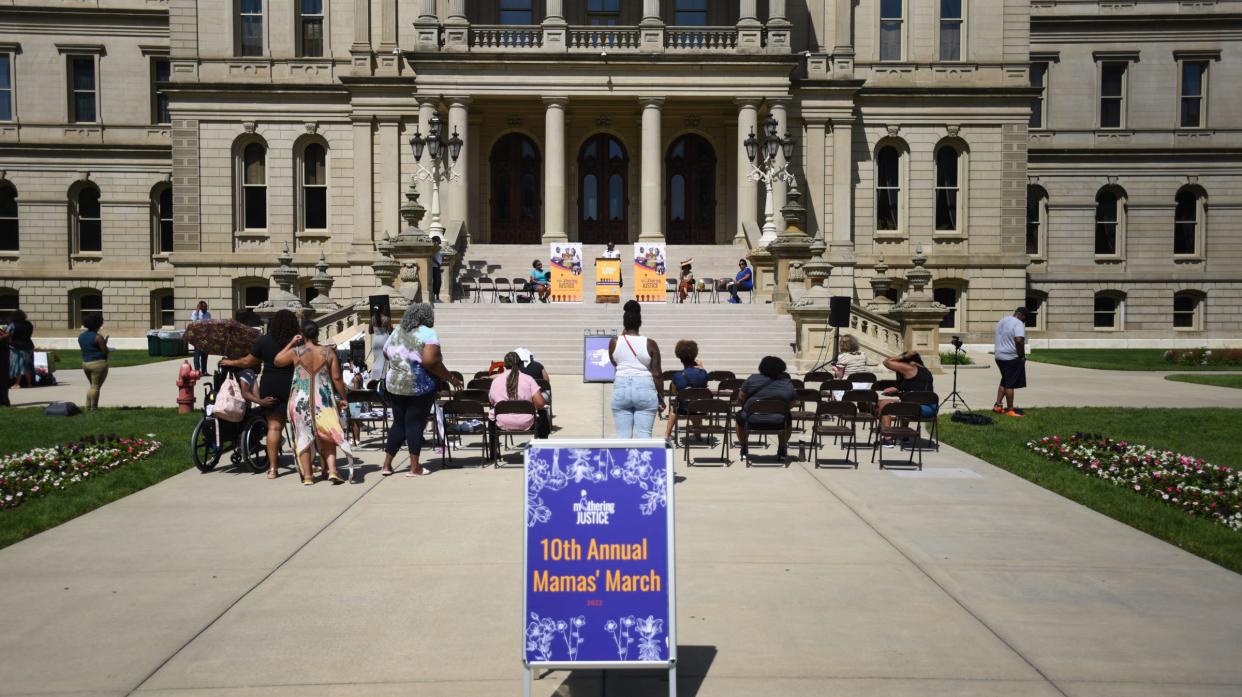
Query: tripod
939 344 970 411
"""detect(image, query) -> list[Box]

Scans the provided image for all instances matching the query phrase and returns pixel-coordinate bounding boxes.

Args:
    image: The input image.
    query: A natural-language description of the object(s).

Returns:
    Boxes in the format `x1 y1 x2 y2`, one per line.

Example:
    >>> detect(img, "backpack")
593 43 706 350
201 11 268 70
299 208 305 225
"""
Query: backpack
951 410 993 426
214 373 247 423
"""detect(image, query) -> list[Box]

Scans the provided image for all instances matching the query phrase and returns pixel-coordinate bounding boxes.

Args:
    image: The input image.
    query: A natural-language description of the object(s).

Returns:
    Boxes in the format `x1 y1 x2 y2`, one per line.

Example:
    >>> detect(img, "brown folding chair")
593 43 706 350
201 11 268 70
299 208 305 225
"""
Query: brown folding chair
841 389 879 445
492 400 539 466
899 390 940 451
813 400 859 468
744 399 792 467
682 398 733 466
441 398 492 467
872 401 923 469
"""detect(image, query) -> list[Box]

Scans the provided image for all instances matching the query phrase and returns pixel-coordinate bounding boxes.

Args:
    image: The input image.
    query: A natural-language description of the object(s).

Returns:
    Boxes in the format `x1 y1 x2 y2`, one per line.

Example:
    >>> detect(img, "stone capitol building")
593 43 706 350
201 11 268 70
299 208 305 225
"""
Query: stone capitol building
0 0 1238 349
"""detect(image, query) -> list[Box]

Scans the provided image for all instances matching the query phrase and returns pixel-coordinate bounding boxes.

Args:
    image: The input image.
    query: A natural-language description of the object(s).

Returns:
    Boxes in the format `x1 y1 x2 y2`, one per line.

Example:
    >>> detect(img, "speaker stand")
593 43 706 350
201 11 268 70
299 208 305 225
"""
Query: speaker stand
938 345 970 411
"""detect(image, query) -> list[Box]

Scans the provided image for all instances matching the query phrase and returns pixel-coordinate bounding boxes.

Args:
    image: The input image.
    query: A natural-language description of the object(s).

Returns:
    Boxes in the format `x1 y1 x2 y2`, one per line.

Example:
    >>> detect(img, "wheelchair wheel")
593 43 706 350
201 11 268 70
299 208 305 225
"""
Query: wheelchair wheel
242 418 270 473
192 418 221 472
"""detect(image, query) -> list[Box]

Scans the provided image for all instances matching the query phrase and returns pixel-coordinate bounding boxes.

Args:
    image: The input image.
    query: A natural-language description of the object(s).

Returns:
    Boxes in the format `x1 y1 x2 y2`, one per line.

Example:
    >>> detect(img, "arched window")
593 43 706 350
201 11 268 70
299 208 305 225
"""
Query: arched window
234 278 269 316
298 141 328 232
1095 187 1124 257
0 182 17 252
665 133 716 244
1026 185 1047 257
69 288 103 329
239 141 267 231
489 133 541 244
934 144 962 232
578 133 628 244
875 145 902 233
72 184 102 253
153 185 173 255
151 289 175 329
1173 291 1203 330
1093 292 1123 331
1024 292 1047 330
933 282 965 331
0 288 17 322
1174 187 1204 257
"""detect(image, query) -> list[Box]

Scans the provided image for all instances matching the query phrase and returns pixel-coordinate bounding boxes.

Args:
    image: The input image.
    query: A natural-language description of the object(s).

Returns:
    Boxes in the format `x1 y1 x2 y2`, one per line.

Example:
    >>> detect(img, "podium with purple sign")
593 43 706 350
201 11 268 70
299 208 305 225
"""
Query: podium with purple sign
523 440 677 696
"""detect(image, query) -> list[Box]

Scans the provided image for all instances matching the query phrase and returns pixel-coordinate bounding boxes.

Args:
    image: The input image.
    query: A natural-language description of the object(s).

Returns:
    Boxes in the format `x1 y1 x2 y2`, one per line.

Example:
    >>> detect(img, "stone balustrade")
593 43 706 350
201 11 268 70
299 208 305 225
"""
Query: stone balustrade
454 24 761 54
665 27 742 52
567 26 642 52
468 25 544 50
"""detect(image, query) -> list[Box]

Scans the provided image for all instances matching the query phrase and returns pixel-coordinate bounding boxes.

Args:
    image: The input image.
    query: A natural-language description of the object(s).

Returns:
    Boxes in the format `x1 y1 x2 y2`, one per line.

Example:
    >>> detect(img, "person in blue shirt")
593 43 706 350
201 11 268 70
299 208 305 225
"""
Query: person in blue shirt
664 339 709 441
727 259 753 304
528 259 551 303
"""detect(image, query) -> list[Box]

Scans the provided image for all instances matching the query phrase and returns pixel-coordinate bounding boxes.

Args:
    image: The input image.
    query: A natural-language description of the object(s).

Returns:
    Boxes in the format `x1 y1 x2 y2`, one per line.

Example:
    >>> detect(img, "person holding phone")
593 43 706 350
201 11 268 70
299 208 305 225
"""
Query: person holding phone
78 313 110 409
608 301 665 438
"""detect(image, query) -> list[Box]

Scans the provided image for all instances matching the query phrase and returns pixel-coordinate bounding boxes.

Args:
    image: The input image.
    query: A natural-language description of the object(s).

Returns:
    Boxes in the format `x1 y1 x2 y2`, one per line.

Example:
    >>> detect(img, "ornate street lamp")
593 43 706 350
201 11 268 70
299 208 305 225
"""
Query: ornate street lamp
409 110 462 238
746 111 797 243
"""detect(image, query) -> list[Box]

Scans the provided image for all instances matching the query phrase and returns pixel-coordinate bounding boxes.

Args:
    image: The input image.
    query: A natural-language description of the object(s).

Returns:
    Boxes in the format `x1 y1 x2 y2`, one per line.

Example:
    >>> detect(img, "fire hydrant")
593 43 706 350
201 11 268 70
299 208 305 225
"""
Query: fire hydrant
176 361 204 414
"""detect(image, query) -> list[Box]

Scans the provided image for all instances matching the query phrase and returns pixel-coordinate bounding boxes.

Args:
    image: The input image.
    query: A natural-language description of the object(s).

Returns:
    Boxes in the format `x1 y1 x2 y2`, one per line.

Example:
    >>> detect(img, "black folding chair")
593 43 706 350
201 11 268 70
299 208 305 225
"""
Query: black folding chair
813 400 859 468
467 377 493 392
899 390 940 452
820 379 853 400
803 371 835 390
494 277 514 303
716 378 743 402
441 398 492 467
872 379 901 394
492 400 539 466
872 402 923 470
744 399 792 467
669 387 712 445
705 370 736 388
477 276 498 303
682 398 733 466
345 388 389 446
456 388 489 404
513 278 534 303
841 389 879 445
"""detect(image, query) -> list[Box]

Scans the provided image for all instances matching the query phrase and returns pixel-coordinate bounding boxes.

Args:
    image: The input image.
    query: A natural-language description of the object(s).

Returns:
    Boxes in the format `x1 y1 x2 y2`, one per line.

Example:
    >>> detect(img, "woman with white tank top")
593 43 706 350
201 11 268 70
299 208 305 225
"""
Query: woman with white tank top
609 301 664 438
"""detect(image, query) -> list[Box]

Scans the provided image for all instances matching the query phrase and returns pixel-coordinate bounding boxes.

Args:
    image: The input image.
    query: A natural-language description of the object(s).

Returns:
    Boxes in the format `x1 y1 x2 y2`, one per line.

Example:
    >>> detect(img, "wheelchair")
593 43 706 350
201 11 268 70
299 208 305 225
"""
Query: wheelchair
191 368 288 473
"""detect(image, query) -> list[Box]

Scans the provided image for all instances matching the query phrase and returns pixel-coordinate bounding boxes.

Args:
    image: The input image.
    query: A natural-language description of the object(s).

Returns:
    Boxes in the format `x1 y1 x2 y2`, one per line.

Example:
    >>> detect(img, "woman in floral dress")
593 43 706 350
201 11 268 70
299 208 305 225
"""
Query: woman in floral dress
275 320 351 485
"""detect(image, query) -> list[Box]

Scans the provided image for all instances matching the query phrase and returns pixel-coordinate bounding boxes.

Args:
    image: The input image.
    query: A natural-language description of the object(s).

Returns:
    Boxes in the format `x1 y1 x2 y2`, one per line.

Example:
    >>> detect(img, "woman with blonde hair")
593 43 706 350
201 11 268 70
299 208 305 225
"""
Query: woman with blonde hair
833 334 869 379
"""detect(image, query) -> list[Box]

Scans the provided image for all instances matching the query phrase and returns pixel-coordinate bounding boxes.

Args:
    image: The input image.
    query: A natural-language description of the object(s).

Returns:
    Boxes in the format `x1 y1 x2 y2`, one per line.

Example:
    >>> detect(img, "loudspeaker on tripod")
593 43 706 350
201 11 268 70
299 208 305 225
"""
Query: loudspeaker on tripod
829 296 851 329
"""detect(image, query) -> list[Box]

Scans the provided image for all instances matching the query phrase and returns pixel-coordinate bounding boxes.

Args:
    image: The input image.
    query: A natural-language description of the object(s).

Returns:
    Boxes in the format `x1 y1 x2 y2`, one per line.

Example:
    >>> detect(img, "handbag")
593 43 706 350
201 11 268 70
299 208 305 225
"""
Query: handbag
213 373 247 423
409 361 440 397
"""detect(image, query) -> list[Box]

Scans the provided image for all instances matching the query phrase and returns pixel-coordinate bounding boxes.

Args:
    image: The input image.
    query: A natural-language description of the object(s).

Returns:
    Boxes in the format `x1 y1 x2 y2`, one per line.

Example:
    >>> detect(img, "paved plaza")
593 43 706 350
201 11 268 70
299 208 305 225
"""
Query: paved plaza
1 360 1241 696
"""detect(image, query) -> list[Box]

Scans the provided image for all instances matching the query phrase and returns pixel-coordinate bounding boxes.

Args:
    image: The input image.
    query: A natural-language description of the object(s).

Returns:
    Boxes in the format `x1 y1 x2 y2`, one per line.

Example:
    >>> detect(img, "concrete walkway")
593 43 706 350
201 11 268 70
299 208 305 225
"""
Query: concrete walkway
1 369 1239 696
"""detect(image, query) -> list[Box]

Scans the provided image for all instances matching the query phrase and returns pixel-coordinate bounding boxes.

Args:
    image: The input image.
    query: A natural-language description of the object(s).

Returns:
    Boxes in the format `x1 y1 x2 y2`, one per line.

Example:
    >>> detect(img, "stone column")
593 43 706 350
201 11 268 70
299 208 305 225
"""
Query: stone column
832 0 855 74
415 0 440 52
766 0 791 53
737 0 762 53
377 0 401 73
543 96 568 242
735 98 759 245
446 96 471 245
351 116 375 251
444 0 469 51
640 0 663 52
829 118 856 294
803 118 828 243
351 0 373 72
639 97 665 242
769 98 791 231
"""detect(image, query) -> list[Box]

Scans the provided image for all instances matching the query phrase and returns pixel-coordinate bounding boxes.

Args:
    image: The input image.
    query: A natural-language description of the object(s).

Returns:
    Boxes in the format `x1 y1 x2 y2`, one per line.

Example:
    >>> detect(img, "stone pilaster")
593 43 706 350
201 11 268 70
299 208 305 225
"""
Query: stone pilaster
543 96 568 242
639 97 664 242
443 0 469 51
414 0 441 53
735 99 759 245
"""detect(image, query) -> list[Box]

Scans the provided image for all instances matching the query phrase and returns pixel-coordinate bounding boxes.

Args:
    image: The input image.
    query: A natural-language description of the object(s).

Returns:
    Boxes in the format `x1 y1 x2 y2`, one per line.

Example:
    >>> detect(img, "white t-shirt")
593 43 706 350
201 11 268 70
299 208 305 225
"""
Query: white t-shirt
995 315 1026 361
613 334 652 379
602 248 621 259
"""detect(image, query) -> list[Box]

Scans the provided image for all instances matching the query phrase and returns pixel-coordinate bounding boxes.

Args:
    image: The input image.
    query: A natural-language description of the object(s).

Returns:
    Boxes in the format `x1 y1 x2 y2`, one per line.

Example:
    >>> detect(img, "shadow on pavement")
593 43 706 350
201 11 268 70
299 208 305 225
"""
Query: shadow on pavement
544 644 718 697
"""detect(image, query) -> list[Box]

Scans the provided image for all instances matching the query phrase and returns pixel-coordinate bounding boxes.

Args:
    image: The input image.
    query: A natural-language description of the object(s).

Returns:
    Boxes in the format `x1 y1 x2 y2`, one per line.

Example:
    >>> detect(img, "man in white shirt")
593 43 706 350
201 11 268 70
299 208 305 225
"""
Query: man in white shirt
601 241 622 288
993 307 1029 417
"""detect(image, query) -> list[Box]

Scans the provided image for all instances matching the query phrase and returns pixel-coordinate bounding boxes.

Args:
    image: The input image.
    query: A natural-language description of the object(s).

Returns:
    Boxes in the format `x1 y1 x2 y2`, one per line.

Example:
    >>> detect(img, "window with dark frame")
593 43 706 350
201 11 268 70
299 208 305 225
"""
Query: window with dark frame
157 186 174 254
1173 293 1199 329
933 286 959 329
1095 189 1119 256
1029 61 1047 128
673 0 708 25
69 56 96 123
243 285 268 312
499 0 534 24
1026 185 1045 256
155 292 175 328
0 53 12 121
74 291 103 329
876 146 900 231
1100 61 1126 128
238 0 264 57
1024 295 1043 329
1093 294 1118 330
939 0 962 61
1180 60 1207 129
880 0 903 61
935 146 960 232
1174 189 1199 256
301 143 327 230
0 290 17 322
152 58 170 124
587 0 620 25
242 142 267 230
299 0 324 57
76 186 102 253
0 183 16 252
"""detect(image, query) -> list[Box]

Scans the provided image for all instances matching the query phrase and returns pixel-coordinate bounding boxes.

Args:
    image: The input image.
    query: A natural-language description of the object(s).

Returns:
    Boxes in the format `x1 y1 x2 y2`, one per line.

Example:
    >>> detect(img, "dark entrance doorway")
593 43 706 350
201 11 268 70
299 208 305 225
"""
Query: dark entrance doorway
578 133 629 245
489 133 541 244
665 134 717 244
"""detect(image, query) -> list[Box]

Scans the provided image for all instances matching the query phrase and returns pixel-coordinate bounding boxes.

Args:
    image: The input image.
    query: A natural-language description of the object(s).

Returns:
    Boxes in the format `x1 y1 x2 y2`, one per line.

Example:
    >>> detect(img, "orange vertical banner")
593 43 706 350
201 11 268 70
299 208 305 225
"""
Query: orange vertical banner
633 243 666 303
549 243 583 303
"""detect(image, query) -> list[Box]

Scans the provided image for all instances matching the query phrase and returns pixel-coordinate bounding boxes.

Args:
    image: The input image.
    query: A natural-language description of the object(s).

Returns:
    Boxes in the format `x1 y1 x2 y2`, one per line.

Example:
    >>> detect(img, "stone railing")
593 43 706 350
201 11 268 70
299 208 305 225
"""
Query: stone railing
665 26 741 51
849 304 905 359
316 303 365 345
469 25 544 50
568 26 642 52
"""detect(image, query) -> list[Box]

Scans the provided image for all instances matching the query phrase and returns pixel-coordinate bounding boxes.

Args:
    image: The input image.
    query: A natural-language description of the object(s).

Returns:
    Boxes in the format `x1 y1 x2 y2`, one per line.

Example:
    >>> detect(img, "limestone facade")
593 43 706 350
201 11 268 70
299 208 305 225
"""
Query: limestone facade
0 0 1238 347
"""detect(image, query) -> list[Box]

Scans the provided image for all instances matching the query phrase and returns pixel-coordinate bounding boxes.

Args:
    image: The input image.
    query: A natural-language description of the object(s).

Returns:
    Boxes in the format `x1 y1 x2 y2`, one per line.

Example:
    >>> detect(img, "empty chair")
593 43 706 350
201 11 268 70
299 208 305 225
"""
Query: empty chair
820 379 854 401
850 371 878 386
494 277 514 303
456 388 489 404
473 370 491 380
513 277 534 303
871 402 924 469
813 400 859 468
669 386 712 442
467 377 492 391
460 275 479 303
803 371 835 388
841 389 879 445
872 379 900 394
477 277 498 303
441 398 492 466
666 277 679 304
716 377 744 401
705 370 736 388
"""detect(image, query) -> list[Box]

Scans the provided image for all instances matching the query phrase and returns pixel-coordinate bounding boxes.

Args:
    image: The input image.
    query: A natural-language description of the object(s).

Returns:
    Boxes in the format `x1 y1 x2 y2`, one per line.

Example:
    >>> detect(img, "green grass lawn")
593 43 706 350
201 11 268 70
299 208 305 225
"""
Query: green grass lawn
939 407 1242 574
1165 374 1242 390
0 408 198 549
1027 348 1242 371
49 349 181 371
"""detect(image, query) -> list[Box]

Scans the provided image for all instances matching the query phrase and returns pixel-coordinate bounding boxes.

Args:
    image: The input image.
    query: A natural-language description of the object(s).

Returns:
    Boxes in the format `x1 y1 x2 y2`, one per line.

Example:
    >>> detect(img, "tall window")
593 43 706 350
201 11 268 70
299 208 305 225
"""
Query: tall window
74 185 102 253
298 0 324 57
674 0 707 25
1173 292 1201 330
69 56 97 123
152 59 171 125
933 285 961 330
0 53 12 121
154 186 173 254
241 142 267 230
238 0 264 56
1026 185 1047 256
299 142 327 231
935 145 961 232
499 0 533 24
70 289 103 329
1030 61 1048 129
1100 62 1126 129
939 0 963 61
880 0 903 61
152 290 175 328
1024 294 1045 330
587 0 620 25
1174 188 1202 256
0 183 16 252
1093 293 1121 330
876 145 901 232
0 289 17 322
1095 188 1121 256
1180 61 1207 129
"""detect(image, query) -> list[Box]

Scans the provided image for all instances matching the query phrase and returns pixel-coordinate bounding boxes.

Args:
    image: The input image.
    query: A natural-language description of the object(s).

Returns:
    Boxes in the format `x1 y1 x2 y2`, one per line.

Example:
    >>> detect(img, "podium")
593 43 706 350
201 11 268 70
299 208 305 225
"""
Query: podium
595 257 621 304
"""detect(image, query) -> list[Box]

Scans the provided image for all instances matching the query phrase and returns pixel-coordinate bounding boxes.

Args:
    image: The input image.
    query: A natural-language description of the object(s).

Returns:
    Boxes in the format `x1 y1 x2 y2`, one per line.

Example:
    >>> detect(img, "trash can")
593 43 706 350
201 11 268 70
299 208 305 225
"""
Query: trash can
157 330 187 357
146 331 160 357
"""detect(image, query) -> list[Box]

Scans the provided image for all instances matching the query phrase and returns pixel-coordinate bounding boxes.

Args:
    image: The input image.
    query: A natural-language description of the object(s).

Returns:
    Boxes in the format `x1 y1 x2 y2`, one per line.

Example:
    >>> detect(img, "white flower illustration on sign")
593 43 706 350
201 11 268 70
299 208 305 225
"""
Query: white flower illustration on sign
526 613 586 662
527 448 665 527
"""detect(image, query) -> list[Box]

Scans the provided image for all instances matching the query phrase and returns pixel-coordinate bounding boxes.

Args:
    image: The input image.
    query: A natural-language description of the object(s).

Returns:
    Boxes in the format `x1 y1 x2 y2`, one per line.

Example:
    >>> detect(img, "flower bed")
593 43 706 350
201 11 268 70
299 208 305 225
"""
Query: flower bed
1027 433 1241 531
0 435 162 511
1162 348 1242 368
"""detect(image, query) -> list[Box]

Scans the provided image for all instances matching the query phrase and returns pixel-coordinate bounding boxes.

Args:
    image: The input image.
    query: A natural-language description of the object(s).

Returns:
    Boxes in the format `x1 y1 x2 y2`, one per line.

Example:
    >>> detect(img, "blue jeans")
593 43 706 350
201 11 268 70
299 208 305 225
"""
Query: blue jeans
612 375 659 438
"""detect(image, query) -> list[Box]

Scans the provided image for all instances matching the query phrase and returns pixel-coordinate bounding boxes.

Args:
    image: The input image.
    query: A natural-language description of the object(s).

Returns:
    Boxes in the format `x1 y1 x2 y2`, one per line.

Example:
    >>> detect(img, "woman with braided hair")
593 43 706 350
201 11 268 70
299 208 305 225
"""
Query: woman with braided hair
489 351 545 432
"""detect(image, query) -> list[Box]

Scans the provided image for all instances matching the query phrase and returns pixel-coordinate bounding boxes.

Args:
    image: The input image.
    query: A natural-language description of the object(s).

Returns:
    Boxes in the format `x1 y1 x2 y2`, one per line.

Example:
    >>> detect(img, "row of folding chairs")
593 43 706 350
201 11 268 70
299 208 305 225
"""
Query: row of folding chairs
665 278 755 304
458 277 536 304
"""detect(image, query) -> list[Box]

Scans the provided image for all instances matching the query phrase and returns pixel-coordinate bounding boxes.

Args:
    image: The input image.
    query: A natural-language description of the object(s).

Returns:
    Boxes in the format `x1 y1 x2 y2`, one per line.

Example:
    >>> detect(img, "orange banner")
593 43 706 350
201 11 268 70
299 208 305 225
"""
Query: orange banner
633 243 666 303
550 243 583 303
